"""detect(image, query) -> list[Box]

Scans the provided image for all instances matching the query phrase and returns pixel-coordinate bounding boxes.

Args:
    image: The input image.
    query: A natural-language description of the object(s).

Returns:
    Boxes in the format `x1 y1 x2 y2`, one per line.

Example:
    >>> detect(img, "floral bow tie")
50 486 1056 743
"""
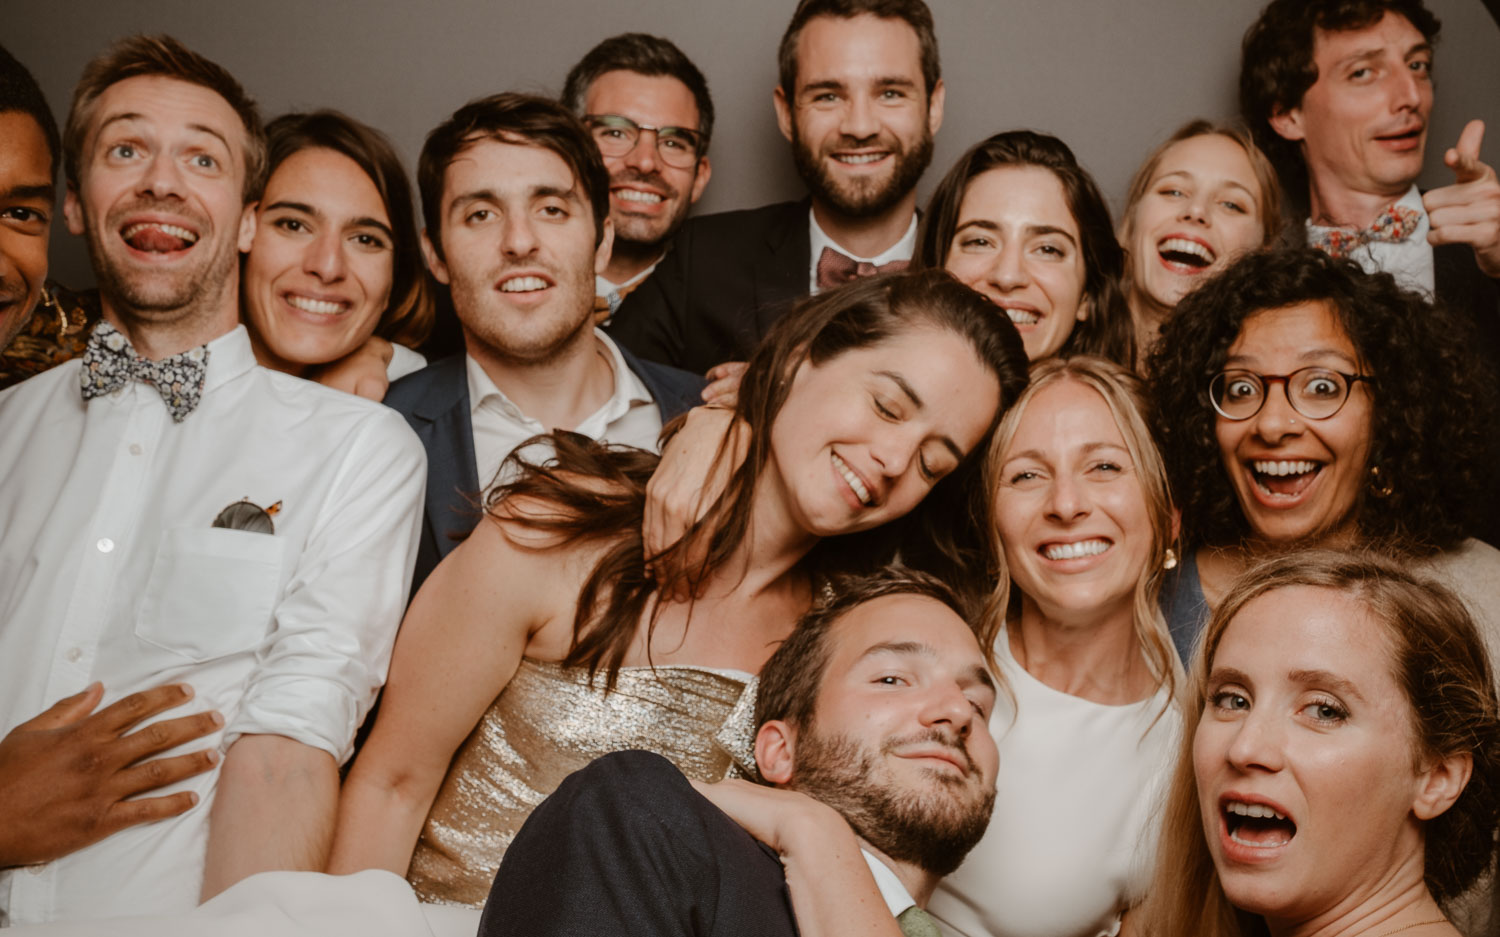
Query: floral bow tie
79 322 210 423
816 246 910 291
1307 203 1422 260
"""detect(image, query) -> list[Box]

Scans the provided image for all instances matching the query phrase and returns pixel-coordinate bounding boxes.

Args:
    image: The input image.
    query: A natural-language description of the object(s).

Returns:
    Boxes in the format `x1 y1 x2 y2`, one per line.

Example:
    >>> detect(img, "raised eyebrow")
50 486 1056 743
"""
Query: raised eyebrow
1288 668 1366 703
186 123 233 155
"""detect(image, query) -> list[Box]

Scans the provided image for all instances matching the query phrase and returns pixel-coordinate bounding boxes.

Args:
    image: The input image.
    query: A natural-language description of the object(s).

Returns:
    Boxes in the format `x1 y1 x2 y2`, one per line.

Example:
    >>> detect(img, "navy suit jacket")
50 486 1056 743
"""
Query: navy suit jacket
606 199 811 374
479 751 799 937
384 346 706 597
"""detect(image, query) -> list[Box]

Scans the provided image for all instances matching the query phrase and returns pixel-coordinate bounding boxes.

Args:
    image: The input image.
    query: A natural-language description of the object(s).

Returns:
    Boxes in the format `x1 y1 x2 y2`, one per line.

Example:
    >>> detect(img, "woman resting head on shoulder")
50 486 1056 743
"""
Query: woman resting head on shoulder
1148 246 1498 659
241 110 433 398
915 130 1134 366
1140 549 1500 937
1118 120 1282 366
329 269 1030 904
927 355 1184 937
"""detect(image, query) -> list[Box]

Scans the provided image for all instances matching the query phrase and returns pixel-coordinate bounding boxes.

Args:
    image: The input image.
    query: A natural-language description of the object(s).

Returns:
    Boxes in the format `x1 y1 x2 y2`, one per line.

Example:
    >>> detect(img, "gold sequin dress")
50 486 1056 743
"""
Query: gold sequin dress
406 656 754 907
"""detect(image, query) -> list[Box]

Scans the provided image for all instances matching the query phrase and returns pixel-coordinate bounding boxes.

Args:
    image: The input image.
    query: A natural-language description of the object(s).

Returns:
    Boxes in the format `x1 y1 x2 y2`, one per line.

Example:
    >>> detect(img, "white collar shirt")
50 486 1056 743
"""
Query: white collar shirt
0 325 425 924
1307 184 1435 299
466 328 662 491
862 848 919 918
808 210 919 295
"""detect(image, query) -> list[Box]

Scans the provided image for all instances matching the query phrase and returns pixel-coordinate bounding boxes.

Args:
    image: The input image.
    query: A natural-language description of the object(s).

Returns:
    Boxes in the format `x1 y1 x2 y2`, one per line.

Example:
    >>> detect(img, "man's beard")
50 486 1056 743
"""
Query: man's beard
791 726 994 877
85 198 238 321
609 168 690 255
791 124 933 220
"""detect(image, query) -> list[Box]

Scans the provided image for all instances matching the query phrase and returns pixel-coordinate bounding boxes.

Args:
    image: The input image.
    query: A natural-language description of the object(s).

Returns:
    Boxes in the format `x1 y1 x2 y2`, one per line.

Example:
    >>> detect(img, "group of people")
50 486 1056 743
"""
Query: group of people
2 1 1500 937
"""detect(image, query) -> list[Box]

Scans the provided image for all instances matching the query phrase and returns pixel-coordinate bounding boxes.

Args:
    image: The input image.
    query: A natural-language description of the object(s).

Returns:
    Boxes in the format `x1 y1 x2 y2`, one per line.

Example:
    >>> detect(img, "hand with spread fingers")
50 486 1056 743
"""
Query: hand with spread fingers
1424 119 1500 278
0 681 223 868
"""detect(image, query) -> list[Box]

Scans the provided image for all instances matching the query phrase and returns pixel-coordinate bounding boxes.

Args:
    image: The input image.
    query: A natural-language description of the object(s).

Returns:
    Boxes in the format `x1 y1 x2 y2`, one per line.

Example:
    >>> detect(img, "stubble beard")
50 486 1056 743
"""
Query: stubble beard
452 262 597 368
792 123 934 220
85 199 240 329
609 168 691 256
790 726 994 877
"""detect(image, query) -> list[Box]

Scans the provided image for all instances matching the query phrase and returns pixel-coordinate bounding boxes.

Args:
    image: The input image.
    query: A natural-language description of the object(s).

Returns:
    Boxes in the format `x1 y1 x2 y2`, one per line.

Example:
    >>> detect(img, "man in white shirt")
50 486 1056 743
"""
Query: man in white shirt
384 93 703 595
0 35 425 924
1239 0 1500 297
607 0 943 376
560 33 715 323
479 567 998 937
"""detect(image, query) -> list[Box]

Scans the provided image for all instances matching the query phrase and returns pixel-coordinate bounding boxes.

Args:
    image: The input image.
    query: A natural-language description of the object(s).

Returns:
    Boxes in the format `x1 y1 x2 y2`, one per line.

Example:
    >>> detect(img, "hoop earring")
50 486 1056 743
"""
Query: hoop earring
1369 464 1393 499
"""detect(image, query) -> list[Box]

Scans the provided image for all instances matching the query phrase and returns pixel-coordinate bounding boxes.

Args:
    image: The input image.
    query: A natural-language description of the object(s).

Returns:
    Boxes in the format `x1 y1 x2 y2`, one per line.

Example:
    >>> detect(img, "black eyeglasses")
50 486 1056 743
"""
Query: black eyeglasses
584 114 705 169
1208 368 1374 421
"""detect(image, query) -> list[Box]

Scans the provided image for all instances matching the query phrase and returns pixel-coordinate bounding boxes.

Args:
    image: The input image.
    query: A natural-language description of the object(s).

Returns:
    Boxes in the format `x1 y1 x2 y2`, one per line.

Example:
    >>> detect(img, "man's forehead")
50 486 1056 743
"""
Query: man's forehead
91 74 246 143
446 136 578 190
826 593 980 670
0 111 55 185
795 14 925 85
1311 11 1426 64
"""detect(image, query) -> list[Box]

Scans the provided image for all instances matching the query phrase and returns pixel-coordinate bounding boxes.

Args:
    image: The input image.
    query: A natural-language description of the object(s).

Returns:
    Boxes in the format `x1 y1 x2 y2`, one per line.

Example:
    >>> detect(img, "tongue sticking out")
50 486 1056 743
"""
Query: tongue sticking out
125 226 194 253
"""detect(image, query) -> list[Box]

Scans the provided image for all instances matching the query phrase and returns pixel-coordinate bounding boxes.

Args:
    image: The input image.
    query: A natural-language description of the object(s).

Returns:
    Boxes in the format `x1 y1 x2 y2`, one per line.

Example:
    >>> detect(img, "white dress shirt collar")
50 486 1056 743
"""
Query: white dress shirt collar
808 210 919 294
861 848 919 918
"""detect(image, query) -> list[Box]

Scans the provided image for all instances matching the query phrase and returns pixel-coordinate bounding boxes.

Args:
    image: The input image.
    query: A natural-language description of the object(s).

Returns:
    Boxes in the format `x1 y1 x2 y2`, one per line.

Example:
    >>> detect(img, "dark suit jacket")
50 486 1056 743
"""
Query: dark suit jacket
384 347 706 596
607 199 811 375
478 751 799 937
1434 244 1500 547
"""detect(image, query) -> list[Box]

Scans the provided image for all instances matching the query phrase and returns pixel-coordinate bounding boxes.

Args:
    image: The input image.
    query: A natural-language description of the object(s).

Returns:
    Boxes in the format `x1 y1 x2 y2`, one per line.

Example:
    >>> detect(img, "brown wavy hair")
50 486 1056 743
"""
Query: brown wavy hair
488 270 1030 687
1138 549 1500 936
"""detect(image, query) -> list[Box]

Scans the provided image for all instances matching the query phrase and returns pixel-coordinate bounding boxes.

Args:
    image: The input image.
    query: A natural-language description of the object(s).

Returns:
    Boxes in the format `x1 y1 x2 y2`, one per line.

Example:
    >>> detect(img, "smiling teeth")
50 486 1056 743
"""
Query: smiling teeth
616 190 664 204
1044 539 1109 560
1253 460 1318 476
1226 801 1287 820
500 276 548 292
122 222 198 243
1159 237 1214 263
1004 308 1039 326
286 295 345 315
832 453 871 505
835 153 885 164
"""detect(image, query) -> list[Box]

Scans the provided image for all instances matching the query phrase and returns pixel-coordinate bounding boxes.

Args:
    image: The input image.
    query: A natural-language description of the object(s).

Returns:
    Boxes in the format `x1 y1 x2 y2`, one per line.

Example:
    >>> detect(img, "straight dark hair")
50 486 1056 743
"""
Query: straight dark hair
418 92 609 261
265 110 434 348
915 130 1134 367
778 0 941 101
487 270 1028 688
562 33 714 148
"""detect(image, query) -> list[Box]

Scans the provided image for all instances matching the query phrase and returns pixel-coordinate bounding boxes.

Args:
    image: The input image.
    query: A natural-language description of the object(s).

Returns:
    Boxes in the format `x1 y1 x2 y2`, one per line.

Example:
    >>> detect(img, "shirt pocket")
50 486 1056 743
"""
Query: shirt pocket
137 527 287 662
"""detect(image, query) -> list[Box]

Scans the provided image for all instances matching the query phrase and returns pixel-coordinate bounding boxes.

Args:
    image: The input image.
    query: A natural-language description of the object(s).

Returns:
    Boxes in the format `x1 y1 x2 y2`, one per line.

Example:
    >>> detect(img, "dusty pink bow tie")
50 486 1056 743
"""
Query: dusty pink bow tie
816 246 910 291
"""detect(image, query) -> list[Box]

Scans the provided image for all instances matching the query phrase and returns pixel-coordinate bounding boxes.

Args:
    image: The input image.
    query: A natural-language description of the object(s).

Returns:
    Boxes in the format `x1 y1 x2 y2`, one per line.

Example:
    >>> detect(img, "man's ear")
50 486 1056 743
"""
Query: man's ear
688 156 712 205
926 78 946 136
754 720 797 785
64 187 84 236
594 216 615 276
236 202 256 253
1412 751 1472 821
420 228 450 285
773 86 795 144
1269 104 1306 143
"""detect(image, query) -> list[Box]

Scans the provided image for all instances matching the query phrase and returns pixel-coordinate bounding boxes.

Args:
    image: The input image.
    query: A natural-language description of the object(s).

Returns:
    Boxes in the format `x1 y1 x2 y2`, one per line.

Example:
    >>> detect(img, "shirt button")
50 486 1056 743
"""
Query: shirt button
65 647 82 663
129 443 143 456
97 537 115 553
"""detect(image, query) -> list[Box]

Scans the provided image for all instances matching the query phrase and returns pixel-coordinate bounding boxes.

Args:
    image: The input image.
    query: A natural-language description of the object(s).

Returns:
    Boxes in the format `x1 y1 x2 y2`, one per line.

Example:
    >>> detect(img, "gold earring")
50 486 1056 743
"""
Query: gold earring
1369 464 1393 499
38 284 64 332
1163 548 1178 570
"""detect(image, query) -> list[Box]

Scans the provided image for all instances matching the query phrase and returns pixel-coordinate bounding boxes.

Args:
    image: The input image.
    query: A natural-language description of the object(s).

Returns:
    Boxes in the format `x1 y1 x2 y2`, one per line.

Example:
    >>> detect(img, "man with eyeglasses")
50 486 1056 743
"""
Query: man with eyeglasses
562 34 714 324
606 0 944 378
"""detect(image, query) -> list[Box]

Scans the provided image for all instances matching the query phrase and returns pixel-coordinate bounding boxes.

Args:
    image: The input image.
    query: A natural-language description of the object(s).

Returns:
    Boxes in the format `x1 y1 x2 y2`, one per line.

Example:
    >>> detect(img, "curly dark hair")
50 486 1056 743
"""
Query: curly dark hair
915 130 1134 367
1146 246 1491 553
1239 0 1440 201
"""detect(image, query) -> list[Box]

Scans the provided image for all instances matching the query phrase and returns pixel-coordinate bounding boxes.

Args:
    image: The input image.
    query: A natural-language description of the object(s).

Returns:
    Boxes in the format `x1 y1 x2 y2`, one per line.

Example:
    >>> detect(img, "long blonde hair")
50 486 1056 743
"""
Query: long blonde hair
1136 549 1500 937
978 355 1180 707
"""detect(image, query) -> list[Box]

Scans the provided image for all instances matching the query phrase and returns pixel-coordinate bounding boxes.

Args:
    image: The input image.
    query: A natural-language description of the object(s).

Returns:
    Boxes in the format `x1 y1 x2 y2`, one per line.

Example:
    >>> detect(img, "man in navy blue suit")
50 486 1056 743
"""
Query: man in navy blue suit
386 93 704 595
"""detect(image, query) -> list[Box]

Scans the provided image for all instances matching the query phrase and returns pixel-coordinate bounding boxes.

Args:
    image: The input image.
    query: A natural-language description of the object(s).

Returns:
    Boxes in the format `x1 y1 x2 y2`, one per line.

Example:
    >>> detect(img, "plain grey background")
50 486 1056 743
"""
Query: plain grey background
11 0 1500 289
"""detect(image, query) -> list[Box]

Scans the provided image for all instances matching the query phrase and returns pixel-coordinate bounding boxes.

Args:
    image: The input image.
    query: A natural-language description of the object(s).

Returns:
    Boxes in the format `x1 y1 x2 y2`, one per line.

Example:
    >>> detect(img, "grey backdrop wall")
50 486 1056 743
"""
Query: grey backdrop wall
12 0 1500 290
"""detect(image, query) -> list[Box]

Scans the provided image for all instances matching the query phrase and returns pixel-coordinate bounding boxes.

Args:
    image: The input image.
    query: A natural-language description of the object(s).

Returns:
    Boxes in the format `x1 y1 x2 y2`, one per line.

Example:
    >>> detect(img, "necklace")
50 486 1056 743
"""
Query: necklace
1365 919 1448 937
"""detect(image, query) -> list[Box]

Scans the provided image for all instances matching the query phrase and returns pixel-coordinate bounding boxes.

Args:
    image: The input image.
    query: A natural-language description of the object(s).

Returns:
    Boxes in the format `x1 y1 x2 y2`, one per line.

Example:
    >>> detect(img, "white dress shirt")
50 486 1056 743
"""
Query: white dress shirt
0 325 425 925
1307 184 1435 299
466 329 663 490
808 211 919 295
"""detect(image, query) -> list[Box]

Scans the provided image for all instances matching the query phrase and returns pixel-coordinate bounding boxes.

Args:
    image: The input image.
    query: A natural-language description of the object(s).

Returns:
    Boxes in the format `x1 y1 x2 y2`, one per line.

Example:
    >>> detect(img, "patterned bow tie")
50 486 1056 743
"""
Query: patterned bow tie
816 246 910 291
79 322 210 422
1307 203 1421 259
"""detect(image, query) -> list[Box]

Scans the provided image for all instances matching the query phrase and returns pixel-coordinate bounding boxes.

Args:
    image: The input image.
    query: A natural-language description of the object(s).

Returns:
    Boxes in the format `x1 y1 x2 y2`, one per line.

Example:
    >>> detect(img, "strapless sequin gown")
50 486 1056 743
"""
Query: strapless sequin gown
406 657 753 907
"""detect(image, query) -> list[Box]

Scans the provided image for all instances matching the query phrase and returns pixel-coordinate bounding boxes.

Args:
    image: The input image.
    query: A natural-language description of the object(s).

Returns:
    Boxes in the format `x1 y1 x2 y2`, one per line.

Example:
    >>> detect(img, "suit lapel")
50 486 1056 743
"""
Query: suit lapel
406 356 481 564
752 199 813 336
